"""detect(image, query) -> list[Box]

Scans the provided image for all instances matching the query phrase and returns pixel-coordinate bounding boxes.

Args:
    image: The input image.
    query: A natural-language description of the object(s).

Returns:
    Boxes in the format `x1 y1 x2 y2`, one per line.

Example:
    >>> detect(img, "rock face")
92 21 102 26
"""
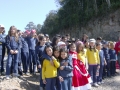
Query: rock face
61 8 120 41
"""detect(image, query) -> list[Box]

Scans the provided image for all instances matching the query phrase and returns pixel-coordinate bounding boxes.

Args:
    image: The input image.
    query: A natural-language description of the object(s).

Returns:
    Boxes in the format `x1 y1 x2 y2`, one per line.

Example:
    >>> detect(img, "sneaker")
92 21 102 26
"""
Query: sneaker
97 82 101 85
101 81 104 84
25 72 30 76
93 83 99 87
6 76 10 80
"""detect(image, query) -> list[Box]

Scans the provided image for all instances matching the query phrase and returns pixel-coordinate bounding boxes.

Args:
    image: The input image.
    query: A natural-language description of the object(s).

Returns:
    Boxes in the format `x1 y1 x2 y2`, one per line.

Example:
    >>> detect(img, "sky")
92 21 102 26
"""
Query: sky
0 0 58 34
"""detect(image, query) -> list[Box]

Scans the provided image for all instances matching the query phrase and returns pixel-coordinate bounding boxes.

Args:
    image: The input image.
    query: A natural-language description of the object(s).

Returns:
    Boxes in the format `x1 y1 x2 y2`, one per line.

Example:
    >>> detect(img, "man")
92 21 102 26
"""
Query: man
0 24 5 76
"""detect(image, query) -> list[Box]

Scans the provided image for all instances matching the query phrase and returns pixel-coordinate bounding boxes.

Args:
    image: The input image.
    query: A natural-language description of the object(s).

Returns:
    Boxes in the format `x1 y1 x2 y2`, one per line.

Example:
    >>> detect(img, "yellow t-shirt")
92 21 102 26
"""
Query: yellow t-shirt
42 59 60 79
86 48 100 65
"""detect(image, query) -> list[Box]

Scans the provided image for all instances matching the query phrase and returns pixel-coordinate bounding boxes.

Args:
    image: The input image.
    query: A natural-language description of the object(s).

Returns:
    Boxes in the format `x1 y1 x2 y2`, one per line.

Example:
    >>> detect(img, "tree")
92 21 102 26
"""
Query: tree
25 22 37 31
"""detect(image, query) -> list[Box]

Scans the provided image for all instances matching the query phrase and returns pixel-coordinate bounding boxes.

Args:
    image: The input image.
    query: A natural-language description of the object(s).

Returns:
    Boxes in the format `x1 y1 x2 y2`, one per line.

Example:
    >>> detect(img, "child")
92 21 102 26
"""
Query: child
109 42 117 76
27 29 38 74
53 46 61 90
21 31 29 75
102 41 110 78
42 45 60 90
69 43 91 90
0 25 5 76
6 26 20 79
58 48 73 90
35 35 46 90
96 43 106 85
86 39 100 87
77 41 88 69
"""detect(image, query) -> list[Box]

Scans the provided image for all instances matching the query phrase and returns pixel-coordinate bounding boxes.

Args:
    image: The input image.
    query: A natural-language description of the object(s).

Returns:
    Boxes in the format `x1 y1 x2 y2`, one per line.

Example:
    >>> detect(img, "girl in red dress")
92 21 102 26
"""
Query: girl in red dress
69 43 92 90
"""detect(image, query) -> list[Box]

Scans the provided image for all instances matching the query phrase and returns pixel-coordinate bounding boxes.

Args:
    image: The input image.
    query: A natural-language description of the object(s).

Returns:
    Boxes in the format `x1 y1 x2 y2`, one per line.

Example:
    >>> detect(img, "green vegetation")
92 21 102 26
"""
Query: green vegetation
40 0 120 35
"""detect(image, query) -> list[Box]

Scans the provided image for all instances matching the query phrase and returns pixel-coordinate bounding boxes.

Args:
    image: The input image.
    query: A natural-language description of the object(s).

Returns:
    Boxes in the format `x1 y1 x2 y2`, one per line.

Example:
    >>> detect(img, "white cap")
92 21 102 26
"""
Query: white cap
0 24 5 28
57 41 66 46
89 38 96 43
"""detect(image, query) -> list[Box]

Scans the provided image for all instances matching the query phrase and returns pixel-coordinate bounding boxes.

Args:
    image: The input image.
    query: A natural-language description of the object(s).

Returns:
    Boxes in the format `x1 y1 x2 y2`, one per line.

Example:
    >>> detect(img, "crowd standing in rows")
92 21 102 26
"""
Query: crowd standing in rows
0 24 120 90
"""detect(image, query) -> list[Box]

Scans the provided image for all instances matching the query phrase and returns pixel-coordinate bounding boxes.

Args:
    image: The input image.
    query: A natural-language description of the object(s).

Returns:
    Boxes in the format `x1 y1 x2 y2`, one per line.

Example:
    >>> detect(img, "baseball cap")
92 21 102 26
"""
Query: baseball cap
0 24 5 29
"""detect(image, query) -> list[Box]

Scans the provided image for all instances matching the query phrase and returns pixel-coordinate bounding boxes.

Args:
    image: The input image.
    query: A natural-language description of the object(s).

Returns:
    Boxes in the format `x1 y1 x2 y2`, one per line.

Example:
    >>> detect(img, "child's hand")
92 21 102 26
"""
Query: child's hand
50 60 54 66
43 79 47 84
59 76 64 82
51 56 56 60
97 65 100 69
10 50 14 54
14 50 18 54
60 66 65 70
38 65 41 68
64 62 68 66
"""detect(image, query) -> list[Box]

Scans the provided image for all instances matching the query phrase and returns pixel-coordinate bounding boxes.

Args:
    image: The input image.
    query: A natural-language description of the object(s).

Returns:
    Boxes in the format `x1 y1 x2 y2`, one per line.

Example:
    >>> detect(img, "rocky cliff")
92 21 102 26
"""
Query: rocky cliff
61 8 120 41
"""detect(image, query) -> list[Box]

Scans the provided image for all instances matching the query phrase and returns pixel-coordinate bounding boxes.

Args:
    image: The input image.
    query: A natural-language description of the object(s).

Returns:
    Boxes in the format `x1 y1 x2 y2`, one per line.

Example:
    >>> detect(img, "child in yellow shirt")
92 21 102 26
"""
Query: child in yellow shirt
42 45 60 90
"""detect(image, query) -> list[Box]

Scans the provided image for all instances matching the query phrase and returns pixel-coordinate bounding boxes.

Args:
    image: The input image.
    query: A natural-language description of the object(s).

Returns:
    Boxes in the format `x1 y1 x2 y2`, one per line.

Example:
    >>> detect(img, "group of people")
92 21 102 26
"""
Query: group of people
0 24 120 90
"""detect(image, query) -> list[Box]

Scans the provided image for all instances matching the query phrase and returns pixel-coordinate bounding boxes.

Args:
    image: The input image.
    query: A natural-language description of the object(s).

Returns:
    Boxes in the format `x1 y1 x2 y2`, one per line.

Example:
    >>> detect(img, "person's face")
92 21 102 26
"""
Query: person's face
11 27 16 34
46 47 53 56
56 38 60 45
89 42 95 47
0 27 4 33
54 51 60 58
40 38 46 45
61 52 67 59
85 42 89 48
23 32 27 37
63 37 67 42
97 40 101 43
70 45 76 52
78 45 83 51
110 44 115 49
97 45 102 50
103 44 108 48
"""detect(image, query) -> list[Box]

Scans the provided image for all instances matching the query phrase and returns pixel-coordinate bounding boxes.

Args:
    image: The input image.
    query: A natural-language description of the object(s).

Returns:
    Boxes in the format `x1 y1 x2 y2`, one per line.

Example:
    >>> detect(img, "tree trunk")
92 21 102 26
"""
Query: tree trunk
106 0 111 8
94 0 98 15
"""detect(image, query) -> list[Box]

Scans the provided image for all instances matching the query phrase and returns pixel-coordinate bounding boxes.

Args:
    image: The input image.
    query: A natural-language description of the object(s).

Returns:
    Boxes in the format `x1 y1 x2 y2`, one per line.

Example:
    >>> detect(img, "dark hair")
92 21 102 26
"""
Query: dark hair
36 36 46 46
52 36 60 47
97 37 102 40
53 46 60 58
59 48 68 61
96 43 101 47
69 43 76 49
44 45 53 55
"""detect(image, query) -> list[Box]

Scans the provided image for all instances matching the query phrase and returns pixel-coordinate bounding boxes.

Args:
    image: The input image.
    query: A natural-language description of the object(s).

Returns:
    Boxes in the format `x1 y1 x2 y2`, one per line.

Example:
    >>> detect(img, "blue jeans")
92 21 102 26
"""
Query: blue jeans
97 65 104 82
45 77 56 90
88 65 98 83
6 53 19 76
110 61 116 75
56 78 61 90
29 49 37 73
61 77 72 90
21 52 29 73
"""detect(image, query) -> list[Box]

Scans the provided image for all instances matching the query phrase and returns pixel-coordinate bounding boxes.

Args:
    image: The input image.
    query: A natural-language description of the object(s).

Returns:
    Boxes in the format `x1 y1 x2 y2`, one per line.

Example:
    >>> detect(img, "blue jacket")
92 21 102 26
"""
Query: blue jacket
0 34 5 55
58 56 73 78
6 35 20 52
21 37 29 53
27 36 38 50
109 49 117 61
99 50 105 66
102 47 110 60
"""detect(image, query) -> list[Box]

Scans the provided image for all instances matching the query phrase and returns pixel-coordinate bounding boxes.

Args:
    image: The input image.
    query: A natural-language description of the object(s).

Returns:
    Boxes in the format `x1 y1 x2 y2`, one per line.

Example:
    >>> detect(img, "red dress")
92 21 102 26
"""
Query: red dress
69 51 92 90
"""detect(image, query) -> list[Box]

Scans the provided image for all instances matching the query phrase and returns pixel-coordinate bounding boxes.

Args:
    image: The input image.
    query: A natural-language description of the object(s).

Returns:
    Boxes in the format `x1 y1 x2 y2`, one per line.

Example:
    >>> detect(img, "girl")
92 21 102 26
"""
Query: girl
109 42 117 76
77 41 88 68
96 43 106 85
86 39 100 87
53 46 61 90
58 48 73 90
42 45 60 90
69 43 92 90
52 36 60 47
6 26 20 79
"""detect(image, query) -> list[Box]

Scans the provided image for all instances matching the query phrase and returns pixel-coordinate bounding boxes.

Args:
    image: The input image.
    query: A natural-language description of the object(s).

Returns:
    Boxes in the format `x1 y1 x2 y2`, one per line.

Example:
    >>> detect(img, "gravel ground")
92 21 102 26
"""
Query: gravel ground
1 57 120 90
92 73 120 90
